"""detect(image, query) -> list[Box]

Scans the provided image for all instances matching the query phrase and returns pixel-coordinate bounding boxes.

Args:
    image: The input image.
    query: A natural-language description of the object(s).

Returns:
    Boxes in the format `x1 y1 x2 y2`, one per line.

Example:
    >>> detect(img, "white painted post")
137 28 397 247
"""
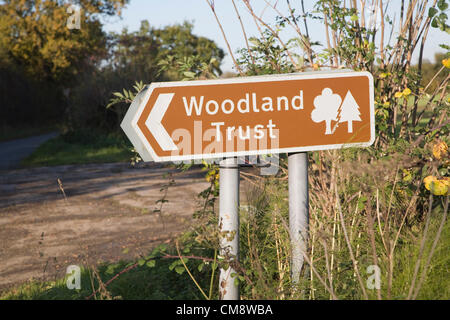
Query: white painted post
218 157 240 300
288 152 309 284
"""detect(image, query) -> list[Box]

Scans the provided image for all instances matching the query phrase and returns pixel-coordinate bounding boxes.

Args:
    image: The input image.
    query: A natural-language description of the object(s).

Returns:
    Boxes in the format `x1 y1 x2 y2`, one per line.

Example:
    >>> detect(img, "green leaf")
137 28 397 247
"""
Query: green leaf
175 266 185 274
157 244 167 252
350 14 358 22
122 248 129 254
198 263 204 272
438 0 448 11
249 38 259 46
169 261 178 271
183 71 196 78
146 260 156 268
428 7 438 18
105 265 116 275
138 259 146 266
431 17 439 28
357 196 368 211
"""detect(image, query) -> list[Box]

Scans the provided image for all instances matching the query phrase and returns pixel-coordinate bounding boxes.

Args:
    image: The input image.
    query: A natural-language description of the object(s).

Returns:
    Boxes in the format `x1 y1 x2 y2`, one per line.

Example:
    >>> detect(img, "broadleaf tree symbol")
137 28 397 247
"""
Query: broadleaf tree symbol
337 90 361 133
311 88 342 135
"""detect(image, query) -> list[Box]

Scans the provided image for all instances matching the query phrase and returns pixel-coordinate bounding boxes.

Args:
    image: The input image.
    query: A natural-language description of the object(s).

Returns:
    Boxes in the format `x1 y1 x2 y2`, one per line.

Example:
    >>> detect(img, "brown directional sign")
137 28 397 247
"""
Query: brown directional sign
121 71 374 162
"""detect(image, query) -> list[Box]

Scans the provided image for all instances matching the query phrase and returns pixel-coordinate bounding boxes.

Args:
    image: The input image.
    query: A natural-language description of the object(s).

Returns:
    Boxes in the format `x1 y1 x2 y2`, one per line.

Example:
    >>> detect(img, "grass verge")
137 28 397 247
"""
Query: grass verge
1 246 215 300
21 130 133 167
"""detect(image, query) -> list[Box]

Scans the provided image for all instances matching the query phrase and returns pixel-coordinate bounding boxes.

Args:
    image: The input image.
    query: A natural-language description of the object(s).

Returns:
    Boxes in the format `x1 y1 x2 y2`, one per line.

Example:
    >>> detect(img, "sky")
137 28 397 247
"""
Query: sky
102 0 449 73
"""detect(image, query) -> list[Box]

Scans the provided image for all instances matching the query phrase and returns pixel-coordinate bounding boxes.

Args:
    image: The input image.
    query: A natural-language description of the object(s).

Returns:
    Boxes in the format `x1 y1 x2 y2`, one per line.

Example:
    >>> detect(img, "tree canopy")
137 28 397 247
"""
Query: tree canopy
0 1 224 131
0 0 128 83
109 20 224 82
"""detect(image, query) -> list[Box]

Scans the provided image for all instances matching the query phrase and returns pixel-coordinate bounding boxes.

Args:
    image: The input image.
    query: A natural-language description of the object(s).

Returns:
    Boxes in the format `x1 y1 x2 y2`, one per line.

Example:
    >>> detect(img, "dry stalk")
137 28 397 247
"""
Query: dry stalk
366 205 382 300
335 184 369 299
279 216 339 299
242 0 300 70
407 193 434 299
204 0 244 75
231 0 255 66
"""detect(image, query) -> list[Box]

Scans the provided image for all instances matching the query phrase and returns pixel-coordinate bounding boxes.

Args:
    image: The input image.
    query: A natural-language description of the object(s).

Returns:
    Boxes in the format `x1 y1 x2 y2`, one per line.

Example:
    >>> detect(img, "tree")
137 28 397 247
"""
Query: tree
311 88 341 135
338 90 361 133
154 21 224 78
0 0 127 127
417 53 450 92
108 21 224 82
0 0 128 83
103 21 225 131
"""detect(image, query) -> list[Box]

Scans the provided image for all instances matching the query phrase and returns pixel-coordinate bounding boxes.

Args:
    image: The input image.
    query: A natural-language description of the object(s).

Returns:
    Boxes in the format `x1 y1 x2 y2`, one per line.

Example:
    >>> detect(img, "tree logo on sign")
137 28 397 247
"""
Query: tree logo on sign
338 91 362 133
311 88 361 135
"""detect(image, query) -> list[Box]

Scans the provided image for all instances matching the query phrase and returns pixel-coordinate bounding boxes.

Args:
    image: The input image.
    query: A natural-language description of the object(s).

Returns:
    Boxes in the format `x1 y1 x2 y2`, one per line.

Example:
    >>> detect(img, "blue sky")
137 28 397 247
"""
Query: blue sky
102 0 448 73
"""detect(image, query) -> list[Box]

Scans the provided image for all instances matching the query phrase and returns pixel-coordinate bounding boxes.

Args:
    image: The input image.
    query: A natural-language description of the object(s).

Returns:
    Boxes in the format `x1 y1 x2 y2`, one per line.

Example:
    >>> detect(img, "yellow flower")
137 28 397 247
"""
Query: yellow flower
402 88 412 96
443 58 450 69
424 176 449 196
431 179 448 196
394 91 403 98
423 175 437 190
432 140 448 160
313 63 320 71
402 169 412 182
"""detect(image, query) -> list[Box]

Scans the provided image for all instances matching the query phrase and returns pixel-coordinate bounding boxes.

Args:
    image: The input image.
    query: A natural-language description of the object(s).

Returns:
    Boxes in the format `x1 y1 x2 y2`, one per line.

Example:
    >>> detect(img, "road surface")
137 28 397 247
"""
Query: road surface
0 162 210 291
0 132 59 170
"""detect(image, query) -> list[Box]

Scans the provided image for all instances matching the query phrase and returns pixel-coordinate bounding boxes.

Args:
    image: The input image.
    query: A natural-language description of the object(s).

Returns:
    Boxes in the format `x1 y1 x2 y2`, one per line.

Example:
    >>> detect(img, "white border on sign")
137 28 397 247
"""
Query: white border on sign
123 71 375 163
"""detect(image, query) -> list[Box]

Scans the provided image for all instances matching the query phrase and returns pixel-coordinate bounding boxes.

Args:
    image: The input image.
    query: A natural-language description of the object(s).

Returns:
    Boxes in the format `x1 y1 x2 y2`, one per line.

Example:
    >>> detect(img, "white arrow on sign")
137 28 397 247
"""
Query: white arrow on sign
120 85 154 161
145 93 178 151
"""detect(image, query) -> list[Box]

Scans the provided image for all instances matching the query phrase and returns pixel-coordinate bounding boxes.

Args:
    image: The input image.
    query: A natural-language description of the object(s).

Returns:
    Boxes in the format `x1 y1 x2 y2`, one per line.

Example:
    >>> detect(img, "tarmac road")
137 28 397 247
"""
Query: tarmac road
0 132 59 171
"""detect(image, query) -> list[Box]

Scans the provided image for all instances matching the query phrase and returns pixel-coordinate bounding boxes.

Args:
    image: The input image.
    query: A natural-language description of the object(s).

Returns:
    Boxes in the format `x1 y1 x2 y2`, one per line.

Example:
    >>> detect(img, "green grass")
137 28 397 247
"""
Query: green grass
0 257 212 300
21 130 134 167
387 209 450 300
1 212 447 300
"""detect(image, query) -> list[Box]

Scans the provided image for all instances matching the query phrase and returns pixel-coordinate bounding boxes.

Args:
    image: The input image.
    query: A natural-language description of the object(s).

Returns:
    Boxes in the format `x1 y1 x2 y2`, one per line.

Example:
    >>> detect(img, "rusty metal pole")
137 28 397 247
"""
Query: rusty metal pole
218 157 240 300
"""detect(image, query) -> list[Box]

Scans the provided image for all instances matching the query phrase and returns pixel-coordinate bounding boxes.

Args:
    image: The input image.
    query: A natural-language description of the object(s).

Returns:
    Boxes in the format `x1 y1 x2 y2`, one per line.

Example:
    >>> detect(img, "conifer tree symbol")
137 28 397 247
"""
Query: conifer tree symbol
337 90 361 133
311 88 342 135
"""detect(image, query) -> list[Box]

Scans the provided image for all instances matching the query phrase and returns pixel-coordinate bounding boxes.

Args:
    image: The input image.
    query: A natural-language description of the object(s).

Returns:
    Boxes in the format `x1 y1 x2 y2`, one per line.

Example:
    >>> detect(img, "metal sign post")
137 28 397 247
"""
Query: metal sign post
120 70 375 300
288 152 309 284
218 157 240 300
